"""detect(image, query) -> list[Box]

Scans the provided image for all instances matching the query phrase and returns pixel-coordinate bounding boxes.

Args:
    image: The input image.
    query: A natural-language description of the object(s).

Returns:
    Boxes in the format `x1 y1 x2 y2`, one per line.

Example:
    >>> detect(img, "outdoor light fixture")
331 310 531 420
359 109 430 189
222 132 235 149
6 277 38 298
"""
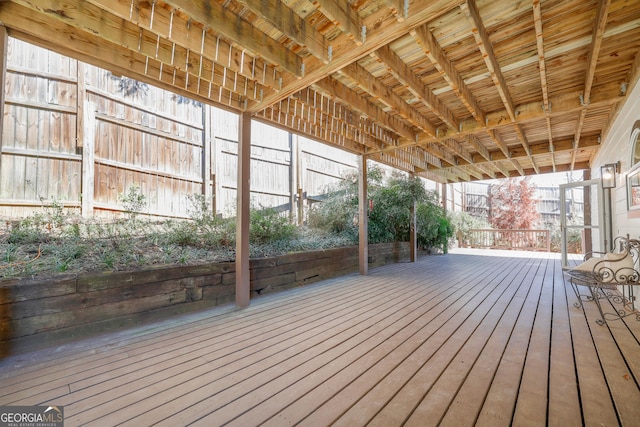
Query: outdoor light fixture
601 162 620 189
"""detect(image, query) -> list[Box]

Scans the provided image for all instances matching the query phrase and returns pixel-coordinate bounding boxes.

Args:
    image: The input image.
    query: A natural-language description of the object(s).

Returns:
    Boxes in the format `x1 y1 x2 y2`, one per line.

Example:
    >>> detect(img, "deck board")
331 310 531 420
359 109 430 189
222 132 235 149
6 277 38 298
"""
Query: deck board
1 249 640 426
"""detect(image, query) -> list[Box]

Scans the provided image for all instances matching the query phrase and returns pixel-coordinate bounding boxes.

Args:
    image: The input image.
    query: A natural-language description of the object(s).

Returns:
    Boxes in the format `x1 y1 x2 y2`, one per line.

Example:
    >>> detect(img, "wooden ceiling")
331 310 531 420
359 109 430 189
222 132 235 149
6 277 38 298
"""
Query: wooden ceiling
1 0 639 183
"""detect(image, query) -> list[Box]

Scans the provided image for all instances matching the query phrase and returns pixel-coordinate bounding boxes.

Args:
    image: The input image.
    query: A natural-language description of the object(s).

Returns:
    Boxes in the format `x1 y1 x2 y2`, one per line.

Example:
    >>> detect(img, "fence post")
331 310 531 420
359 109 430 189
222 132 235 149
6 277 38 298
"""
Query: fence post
203 104 213 210
0 26 7 185
81 101 95 217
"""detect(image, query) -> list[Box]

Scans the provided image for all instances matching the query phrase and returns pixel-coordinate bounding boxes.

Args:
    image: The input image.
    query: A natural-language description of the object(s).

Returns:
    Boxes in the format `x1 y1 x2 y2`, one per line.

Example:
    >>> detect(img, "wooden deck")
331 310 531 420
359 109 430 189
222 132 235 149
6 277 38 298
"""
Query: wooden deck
1 250 640 426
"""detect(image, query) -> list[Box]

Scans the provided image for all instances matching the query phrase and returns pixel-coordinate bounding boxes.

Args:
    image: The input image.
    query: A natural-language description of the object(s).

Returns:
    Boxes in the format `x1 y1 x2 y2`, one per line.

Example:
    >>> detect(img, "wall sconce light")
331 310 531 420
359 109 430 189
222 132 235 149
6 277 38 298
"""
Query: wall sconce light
601 161 620 189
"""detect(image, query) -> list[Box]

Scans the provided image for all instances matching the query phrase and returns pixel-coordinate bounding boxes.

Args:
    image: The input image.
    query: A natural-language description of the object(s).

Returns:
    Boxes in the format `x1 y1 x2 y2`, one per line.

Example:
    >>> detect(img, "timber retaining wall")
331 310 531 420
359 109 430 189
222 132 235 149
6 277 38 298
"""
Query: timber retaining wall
0 242 411 355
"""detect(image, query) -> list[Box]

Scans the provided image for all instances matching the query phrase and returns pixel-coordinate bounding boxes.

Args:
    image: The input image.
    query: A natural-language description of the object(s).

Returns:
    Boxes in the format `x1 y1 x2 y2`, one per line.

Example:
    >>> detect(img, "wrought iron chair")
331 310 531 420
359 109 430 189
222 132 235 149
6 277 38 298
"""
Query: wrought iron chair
564 235 640 325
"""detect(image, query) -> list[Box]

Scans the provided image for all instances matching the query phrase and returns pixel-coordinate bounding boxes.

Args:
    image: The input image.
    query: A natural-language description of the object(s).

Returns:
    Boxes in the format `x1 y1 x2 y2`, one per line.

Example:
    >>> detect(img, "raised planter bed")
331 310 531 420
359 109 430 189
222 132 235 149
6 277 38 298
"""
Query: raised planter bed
0 242 411 355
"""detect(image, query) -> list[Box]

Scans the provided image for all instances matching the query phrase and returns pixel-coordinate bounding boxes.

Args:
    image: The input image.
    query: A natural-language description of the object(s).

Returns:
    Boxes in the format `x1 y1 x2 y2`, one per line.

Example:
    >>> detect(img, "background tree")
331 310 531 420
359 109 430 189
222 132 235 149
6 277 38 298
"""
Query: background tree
489 177 540 230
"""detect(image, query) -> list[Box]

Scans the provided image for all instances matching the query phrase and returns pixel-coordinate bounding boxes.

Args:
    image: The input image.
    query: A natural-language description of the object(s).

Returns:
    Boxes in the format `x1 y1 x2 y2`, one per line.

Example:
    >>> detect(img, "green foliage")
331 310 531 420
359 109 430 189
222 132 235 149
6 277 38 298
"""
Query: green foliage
368 174 428 243
415 198 454 252
119 184 147 220
7 216 45 244
309 167 453 251
250 206 297 244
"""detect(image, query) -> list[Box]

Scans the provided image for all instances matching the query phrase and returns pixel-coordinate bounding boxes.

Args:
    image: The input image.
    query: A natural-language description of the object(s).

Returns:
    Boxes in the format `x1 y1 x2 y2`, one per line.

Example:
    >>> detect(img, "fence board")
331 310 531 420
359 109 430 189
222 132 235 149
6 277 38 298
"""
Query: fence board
1 37 371 221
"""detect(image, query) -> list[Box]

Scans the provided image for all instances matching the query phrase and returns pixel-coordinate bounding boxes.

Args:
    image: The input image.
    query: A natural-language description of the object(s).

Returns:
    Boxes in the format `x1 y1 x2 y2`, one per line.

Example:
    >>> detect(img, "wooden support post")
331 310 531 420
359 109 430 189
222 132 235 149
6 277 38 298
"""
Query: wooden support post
0 26 7 181
236 112 251 308
81 102 95 216
441 182 448 213
288 132 295 222
409 173 417 262
358 155 368 275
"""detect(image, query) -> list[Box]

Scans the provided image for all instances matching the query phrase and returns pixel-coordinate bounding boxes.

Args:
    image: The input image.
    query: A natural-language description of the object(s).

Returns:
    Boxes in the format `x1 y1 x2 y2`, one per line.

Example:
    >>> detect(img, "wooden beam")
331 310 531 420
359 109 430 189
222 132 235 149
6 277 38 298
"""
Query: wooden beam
511 158 525 176
572 0 610 168
312 0 363 45
236 112 252 308
373 45 459 130
385 0 408 22
440 160 591 182
530 157 540 175
493 161 511 178
532 0 549 112
460 165 484 180
583 0 611 105
87 0 280 90
411 24 486 124
252 0 466 112
466 134 491 162
238 0 328 63
394 146 442 169
409 172 417 262
532 0 554 173
1 2 246 110
358 155 368 275
460 0 516 122
163 0 302 77
513 123 531 156
474 163 496 179
340 62 438 136
424 143 457 167
434 82 624 141
314 77 417 140
472 135 600 166
485 129 510 158
443 138 474 164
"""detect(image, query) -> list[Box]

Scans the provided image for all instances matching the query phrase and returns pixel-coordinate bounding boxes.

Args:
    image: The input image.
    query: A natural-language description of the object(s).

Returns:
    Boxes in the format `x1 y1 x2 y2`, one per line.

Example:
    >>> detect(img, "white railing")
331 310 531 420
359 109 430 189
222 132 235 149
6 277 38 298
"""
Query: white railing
459 229 551 252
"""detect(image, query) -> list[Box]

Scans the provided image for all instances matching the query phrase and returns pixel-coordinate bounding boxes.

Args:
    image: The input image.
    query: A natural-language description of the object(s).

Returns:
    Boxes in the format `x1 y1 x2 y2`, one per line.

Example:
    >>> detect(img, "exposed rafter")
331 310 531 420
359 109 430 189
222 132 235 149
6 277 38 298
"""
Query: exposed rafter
373 44 459 130
460 0 516 122
162 0 303 77
253 0 466 113
237 0 329 63
312 0 363 45
340 62 438 135
1 0 634 184
411 24 486 124
572 0 611 169
313 77 417 141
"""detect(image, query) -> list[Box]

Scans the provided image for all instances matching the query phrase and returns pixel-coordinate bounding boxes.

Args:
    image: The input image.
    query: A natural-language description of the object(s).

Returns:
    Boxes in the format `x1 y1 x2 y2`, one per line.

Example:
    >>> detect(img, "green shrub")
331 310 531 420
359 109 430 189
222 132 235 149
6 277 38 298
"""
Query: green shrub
119 183 147 220
250 206 297 244
308 167 453 251
415 198 454 252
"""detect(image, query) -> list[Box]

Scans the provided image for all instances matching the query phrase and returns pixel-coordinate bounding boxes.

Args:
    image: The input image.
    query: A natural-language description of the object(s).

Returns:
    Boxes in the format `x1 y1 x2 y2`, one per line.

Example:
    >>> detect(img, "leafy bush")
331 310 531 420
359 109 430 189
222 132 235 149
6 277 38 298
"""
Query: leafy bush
119 183 147 220
416 202 453 252
309 167 453 251
250 206 297 244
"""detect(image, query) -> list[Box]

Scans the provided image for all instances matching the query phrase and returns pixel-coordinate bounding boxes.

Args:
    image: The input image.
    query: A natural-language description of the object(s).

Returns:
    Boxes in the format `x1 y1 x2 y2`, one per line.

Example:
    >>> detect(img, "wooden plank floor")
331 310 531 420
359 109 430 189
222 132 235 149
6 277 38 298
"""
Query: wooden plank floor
1 249 640 426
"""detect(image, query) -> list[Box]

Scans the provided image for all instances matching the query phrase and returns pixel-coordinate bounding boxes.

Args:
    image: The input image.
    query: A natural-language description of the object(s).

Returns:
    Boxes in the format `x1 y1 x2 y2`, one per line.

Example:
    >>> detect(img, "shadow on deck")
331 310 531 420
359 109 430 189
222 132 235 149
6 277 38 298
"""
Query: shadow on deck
1 249 639 426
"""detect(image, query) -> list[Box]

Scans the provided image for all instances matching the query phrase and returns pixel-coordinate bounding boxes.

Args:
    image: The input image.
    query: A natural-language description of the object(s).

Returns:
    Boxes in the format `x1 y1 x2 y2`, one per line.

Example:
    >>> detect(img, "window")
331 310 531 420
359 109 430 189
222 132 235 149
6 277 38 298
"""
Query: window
627 121 640 212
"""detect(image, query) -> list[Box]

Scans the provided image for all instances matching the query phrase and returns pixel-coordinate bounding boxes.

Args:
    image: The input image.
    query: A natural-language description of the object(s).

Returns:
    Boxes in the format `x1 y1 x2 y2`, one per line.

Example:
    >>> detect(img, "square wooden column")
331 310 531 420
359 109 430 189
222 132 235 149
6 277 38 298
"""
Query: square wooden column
409 173 417 262
236 112 251 308
358 155 368 275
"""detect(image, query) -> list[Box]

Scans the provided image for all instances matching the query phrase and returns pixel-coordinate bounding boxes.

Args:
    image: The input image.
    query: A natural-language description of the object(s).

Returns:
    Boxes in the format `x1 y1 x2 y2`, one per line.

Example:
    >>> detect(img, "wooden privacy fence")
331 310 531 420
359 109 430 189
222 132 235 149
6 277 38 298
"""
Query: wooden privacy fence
459 229 551 252
1 37 356 220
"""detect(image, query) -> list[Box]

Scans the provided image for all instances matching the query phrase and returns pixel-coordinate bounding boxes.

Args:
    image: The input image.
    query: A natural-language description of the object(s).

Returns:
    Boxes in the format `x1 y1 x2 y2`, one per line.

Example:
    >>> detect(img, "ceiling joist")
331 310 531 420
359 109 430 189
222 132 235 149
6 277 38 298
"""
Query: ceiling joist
0 0 636 183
